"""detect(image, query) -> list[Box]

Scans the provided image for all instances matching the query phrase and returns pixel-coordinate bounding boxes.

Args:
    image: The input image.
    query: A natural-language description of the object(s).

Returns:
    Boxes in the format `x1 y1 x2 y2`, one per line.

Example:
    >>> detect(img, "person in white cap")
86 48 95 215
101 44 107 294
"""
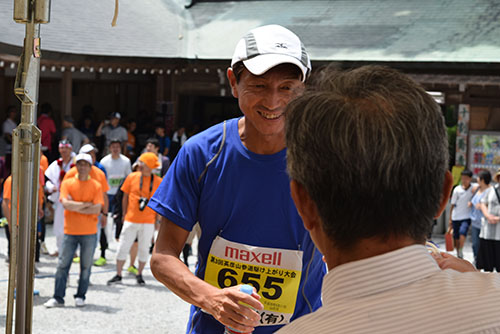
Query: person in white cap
149 25 325 334
96 112 128 155
63 143 110 263
44 153 104 308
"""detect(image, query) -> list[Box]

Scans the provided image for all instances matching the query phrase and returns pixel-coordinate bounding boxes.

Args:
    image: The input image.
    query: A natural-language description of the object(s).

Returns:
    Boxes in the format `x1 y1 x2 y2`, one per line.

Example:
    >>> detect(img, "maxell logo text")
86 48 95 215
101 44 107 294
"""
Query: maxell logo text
225 247 282 266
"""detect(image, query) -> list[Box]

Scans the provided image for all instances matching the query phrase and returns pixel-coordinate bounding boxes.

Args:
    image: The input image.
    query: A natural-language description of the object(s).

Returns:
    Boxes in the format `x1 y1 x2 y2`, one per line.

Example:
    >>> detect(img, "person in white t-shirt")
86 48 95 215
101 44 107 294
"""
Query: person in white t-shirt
98 139 132 266
449 169 477 258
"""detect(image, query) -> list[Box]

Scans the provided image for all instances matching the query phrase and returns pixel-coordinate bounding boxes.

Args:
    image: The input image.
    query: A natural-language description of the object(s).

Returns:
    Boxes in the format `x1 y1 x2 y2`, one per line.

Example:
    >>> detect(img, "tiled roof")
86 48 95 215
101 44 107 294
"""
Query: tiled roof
1 0 500 62
0 0 185 58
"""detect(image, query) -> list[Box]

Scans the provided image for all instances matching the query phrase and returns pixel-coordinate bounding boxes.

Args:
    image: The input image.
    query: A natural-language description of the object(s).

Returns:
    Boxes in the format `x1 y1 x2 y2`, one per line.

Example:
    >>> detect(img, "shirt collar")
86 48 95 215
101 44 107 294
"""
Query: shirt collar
322 245 440 304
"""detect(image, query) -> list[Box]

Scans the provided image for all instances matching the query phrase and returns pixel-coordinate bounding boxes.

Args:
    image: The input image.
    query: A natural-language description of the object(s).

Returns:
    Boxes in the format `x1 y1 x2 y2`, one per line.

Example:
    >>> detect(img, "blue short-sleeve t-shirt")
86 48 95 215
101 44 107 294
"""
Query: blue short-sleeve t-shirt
149 118 325 334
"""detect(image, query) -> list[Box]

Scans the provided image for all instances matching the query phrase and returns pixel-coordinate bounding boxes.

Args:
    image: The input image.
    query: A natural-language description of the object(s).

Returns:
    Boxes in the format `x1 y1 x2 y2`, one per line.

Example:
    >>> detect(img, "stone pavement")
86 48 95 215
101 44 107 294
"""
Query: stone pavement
0 223 191 334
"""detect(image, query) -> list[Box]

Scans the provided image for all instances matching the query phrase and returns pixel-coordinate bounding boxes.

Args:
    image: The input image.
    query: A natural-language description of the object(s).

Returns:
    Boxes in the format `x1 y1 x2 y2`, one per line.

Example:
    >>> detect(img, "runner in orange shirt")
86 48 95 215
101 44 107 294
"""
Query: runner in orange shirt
107 152 162 286
2 170 44 261
44 153 103 308
64 144 109 258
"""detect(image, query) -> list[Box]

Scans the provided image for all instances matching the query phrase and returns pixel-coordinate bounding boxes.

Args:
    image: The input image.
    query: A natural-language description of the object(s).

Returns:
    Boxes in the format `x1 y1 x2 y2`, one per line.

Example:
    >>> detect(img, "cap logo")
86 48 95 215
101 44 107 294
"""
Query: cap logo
275 43 288 49
244 33 259 59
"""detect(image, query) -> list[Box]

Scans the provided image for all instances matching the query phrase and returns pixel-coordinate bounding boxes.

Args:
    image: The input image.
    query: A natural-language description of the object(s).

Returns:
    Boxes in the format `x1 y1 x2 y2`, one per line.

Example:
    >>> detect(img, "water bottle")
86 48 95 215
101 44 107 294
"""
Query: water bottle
224 284 256 334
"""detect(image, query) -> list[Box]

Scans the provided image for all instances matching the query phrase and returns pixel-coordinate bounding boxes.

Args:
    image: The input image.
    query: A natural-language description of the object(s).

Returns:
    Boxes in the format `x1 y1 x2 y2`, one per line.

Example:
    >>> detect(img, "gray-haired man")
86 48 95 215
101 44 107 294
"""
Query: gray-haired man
278 65 500 333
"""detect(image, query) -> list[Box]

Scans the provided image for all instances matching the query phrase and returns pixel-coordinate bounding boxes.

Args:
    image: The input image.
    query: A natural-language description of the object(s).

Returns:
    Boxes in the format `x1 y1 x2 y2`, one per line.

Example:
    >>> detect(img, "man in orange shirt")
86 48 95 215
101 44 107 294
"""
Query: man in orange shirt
44 153 103 308
63 146 109 215
107 152 162 286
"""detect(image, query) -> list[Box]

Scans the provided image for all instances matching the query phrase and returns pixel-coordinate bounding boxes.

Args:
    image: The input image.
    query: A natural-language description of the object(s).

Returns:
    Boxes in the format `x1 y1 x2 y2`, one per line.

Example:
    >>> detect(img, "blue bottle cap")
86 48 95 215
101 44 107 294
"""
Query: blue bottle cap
240 284 254 295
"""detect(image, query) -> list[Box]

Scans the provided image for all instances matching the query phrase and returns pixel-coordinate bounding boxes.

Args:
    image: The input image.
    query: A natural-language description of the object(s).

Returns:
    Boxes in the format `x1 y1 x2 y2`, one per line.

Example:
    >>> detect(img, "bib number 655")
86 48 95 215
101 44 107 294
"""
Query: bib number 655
217 268 284 300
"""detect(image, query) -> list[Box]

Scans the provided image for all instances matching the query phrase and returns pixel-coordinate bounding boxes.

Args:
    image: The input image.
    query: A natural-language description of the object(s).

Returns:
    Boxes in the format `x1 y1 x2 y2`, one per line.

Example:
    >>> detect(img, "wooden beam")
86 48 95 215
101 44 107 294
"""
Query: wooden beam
156 74 165 102
0 67 5 113
61 71 72 119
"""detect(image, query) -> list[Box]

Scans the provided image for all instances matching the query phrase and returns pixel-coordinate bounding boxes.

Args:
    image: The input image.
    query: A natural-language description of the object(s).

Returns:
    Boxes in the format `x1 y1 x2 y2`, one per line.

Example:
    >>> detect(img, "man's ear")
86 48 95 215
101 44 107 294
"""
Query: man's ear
227 68 239 98
435 170 454 219
290 180 320 231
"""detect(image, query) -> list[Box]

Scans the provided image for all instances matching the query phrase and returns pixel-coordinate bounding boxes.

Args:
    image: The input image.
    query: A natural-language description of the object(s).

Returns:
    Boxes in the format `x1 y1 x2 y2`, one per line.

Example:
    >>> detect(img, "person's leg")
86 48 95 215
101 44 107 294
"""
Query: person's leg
40 204 46 242
5 223 10 260
136 223 155 275
95 218 101 254
35 218 43 262
94 215 108 266
99 227 108 259
458 220 471 258
53 204 65 255
75 234 97 300
105 194 115 243
492 239 500 272
129 241 138 268
452 220 461 256
54 235 78 303
115 222 138 277
471 225 481 262
477 238 494 272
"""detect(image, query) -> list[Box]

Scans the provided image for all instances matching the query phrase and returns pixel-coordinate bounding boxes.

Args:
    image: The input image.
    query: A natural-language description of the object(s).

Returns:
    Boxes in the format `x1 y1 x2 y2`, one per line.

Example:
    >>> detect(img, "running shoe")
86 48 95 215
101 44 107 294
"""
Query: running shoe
127 265 139 275
44 298 64 308
107 275 122 285
94 257 106 266
136 274 145 286
75 297 85 307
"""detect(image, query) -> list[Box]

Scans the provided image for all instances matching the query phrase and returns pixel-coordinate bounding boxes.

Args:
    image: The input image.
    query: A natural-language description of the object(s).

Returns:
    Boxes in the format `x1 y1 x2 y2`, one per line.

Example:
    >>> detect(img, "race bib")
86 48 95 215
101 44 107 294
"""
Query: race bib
108 175 124 188
204 236 303 326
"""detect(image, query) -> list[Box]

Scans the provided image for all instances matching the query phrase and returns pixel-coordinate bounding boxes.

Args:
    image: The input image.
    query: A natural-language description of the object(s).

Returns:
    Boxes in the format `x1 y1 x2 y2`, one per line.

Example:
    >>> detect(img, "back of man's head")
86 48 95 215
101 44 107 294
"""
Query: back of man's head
285 65 448 248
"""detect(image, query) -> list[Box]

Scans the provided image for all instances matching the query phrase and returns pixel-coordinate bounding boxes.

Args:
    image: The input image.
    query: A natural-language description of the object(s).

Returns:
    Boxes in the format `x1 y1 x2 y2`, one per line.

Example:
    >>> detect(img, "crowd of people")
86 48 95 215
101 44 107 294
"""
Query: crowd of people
1 23 500 333
447 168 500 273
0 105 193 307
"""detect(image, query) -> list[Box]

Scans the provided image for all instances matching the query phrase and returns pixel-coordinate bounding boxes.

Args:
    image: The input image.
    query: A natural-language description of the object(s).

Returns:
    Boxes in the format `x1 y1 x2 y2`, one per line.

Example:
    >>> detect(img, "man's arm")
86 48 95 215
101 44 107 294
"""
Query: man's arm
61 198 91 213
79 203 102 215
96 122 105 137
150 218 262 332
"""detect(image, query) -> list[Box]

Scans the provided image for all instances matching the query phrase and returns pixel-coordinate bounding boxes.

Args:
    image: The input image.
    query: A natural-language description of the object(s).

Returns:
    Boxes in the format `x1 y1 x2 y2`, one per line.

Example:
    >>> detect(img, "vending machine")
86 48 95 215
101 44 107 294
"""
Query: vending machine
468 131 500 176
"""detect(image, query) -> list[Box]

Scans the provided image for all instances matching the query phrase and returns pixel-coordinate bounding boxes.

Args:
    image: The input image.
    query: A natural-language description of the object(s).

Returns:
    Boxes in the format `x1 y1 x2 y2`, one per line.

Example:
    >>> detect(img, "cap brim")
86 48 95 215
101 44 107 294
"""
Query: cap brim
242 54 309 82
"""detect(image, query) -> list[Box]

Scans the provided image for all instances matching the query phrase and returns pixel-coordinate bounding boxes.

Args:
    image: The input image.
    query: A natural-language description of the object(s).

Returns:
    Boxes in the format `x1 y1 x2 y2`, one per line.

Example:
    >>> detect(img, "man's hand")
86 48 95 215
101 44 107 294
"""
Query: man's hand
206 285 263 333
432 252 477 272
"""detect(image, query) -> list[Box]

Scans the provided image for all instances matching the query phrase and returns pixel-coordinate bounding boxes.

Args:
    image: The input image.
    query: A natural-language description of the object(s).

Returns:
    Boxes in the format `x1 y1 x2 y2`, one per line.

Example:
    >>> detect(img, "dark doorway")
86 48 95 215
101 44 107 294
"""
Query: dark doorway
177 95 240 136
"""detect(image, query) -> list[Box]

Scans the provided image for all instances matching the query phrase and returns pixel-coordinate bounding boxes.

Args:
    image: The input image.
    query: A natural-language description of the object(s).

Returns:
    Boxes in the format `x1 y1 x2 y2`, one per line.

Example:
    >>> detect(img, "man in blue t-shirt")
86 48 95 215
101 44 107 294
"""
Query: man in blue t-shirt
149 25 325 334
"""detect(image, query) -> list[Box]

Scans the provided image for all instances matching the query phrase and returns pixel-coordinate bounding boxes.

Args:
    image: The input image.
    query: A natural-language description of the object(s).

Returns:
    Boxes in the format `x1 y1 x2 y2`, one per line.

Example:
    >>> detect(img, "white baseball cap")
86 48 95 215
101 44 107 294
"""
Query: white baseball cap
231 25 311 82
75 153 92 165
79 144 96 154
